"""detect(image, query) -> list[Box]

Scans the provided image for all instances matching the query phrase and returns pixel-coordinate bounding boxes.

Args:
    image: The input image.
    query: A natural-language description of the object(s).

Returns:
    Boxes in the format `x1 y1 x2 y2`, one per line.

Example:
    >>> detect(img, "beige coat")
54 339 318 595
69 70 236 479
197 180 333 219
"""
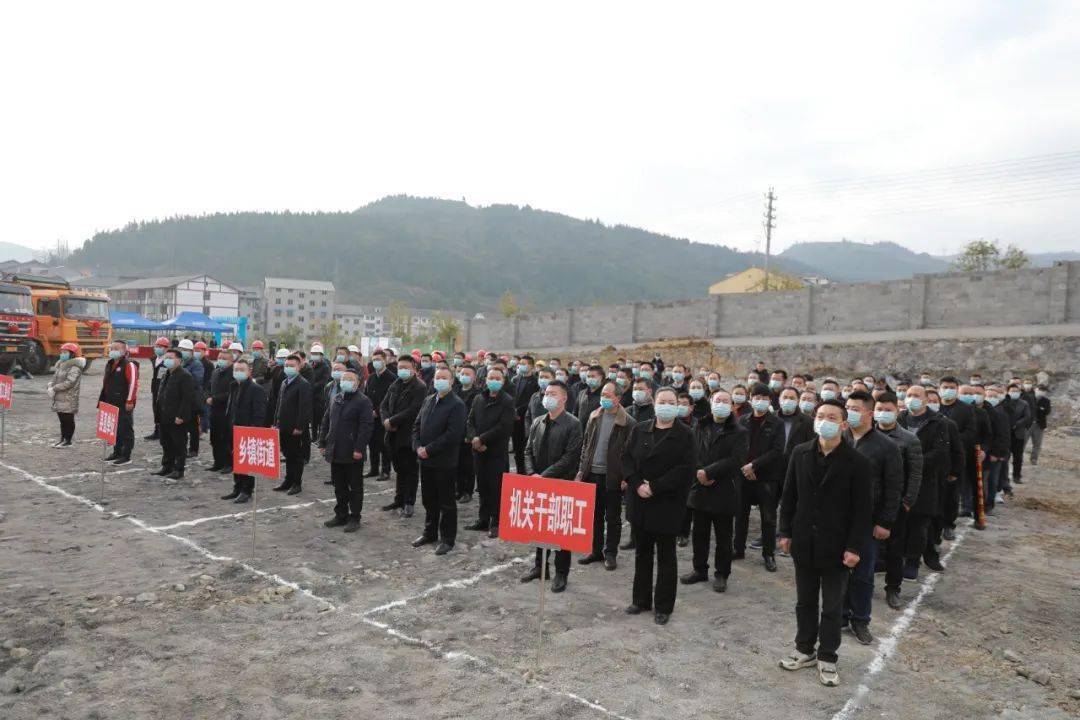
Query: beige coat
50 357 85 414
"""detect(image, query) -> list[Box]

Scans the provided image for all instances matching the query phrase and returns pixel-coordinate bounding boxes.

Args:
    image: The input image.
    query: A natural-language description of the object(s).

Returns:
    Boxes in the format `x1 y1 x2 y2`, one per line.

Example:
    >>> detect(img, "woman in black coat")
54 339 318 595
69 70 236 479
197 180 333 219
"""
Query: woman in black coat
622 387 695 625
682 391 748 593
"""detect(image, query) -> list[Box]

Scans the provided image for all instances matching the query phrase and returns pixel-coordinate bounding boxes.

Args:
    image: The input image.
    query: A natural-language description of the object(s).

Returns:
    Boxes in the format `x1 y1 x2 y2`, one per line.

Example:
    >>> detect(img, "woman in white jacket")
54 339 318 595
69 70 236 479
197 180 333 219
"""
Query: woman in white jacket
48 342 85 447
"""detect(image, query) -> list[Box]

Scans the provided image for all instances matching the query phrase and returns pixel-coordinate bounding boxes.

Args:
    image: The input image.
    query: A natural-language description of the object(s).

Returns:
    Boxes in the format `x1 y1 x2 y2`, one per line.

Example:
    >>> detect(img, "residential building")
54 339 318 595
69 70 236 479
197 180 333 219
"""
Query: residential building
334 303 386 338
262 277 336 340
238 286 262 335
109 274 240 321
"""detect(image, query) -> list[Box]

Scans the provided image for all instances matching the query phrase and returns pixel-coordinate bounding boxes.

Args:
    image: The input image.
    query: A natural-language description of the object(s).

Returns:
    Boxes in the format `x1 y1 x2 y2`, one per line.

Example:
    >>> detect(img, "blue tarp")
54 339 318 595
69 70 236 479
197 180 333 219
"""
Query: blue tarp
109 311 167 331
160 312 232 332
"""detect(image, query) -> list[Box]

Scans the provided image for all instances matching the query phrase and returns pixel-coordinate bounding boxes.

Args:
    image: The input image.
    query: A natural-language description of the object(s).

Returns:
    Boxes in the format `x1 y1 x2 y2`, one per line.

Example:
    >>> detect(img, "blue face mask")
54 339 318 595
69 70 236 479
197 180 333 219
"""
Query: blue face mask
434 378 451 393
233 370 249 382
486 379 503 393
599 397 615 410
958 393 975 404
607 371 617 381
59 352 71 361
163 358 177 370
671 372 685 383
459 373 473 386
987 396 1001 406
874 410 897 426
373 360 385 371
421 361 433 370
640 370 652 380
331 370 343 381
941 388 958 401
779 398 797 414
676 405 691 418
541 395 559 412
215 359 228 368
335 355 346 363
109 349 122 360
632 390 648 404
731 393 746 405
398 368 413 380
538 378 550 391
654 404 679 422
707 379 720 390
253 351 262 359
689 388 705 401
283 366 298 378
751 399 770 414
711 402 732 419
154 347 165 357
586 377 600 389
897 391 906 401
193 351 204 360
820 389 837 401
340 380 357 393
616 377 628 388
769 379 782 390
275 358 285 366
906 397 924 412
799 400 816 414
453 358 463 366
847 409 862 428
814 418 841 439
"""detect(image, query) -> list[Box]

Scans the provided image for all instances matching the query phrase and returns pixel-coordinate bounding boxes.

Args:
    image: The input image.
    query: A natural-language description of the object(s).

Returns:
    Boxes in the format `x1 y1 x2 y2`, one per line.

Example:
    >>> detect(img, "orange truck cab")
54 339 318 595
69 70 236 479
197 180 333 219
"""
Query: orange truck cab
3 275 112 374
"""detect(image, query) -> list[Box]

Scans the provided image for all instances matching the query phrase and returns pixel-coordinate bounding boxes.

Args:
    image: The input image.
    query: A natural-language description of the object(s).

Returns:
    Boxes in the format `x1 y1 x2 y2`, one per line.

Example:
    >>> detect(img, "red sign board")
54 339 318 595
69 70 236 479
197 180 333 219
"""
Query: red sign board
0 374 12 409
499 473 595 553
96 402 119 445
233 426 281 479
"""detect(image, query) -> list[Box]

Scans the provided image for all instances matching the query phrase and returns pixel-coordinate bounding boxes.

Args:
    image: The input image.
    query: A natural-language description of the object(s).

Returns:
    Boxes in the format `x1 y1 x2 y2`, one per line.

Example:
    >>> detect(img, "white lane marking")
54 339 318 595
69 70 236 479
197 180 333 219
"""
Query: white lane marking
830 528 969 720
151 488 393 531
42 469 143 481
358 555 530 617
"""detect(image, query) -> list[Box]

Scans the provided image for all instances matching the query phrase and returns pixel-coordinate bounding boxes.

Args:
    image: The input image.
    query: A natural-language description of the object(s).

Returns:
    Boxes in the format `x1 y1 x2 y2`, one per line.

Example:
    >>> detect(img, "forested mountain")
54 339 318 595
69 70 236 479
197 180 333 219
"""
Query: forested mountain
67 196 815 311
780 240 950 282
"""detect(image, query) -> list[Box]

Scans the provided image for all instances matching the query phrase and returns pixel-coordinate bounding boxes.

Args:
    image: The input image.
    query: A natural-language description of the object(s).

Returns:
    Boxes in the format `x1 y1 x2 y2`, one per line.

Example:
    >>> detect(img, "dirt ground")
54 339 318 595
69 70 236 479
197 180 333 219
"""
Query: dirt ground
1 363 1078 720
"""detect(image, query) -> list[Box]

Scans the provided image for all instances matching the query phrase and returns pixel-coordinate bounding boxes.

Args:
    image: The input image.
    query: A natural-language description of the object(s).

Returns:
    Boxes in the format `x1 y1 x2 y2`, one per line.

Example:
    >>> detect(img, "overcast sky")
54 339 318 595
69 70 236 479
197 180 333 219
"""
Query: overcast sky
3 1 1078 256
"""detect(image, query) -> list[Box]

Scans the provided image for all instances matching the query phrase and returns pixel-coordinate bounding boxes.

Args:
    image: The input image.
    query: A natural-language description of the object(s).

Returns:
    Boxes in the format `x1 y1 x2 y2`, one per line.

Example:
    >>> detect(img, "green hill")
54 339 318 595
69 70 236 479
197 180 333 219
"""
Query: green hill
780 240 950 282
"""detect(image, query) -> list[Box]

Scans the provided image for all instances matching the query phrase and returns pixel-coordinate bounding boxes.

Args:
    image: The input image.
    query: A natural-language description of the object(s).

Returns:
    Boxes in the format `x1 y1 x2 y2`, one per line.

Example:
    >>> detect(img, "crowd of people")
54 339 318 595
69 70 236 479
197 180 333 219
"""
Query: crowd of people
44 339 1053 686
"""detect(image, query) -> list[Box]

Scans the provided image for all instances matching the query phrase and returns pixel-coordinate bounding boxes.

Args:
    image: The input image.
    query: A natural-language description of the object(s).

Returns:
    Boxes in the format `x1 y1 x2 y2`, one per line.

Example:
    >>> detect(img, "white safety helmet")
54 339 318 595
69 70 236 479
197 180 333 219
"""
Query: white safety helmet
275 348 290 359
310 343 324 355
347 344 360 353
178 338 194 350
229 342 245 353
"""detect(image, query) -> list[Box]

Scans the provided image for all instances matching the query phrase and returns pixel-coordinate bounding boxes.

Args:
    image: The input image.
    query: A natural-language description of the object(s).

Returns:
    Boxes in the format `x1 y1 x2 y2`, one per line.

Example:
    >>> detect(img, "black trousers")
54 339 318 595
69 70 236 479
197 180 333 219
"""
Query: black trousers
456 441 476 496
511 416 526 473
905 512 934 563
331 462 364 519
186 417 199 453
115 406 134 458
420 464 457 544
282 434 305 489
1009 435 1026 480
475 451 507 526
633 528 677 614
57 412 75 442
883 506 909 593
160 422 187 472
534 547 571 576
691 509 734 578
735 480 776 557
233 473 254 495
941 474 960 531
209 411 231 468
151 388 161 429
587 473 622 558
680 507 693 538
392 445 419 506
368 423 389 475
793 561 849 664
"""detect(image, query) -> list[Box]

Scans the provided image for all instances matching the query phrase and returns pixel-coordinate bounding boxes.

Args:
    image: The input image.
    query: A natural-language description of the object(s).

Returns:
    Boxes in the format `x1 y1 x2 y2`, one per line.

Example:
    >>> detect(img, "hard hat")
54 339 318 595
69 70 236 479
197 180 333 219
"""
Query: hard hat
310 343 324 354
60 342 80 355
251 340 265 350
465 353 473 362
347 344 360 353
411 349 422 361
275 348 290 359
194 341 208 351
178 339 194 350
477 349 488 359
229 342 244 353
154 337 170 348
432 350 445 362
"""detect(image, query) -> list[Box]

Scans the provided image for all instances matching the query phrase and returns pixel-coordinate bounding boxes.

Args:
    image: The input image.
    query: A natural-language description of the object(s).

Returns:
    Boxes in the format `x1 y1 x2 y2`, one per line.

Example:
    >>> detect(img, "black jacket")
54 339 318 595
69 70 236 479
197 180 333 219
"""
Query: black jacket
274 375 313 437
577 405 635 490
525 390 545 429
157 367 197 424
739 411 786 485
622 419 695 535
320 389 374 465
628 402 655 425
878 424 923 511
364 368 396 420
780 409 816 465
380 376 427 450
844 427 903 530
939 399 976 456
454 384 483 437
689 414 748 517
512 373 539 418
576 386 603 425
227 378 267 428
899 410 951 516
524 410 583 480
1034 395 1051 429
412 392 467 468
468 391 515 456
199 356 214 394
940 413 965 480
987 404 1011 458
778 438 874 570
1001 396 1033 439
208 366 233 417
309 359 332 419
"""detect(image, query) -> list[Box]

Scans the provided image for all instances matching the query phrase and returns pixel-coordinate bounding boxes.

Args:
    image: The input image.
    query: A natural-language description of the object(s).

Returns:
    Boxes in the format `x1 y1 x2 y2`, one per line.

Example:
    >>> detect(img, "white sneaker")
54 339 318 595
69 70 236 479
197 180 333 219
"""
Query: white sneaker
995 492 1005 504
779 650 817 671
818 660 840 686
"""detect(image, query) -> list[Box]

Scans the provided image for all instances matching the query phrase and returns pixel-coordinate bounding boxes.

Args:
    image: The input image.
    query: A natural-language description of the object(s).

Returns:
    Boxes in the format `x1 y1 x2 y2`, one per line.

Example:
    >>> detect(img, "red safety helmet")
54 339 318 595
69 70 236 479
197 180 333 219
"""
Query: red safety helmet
464 353 473 362
154 337 170 348
194 341 208 351
477 349 487 360
411 349 422 361
432 350 445 362
251 340 265 350
60 342 81 355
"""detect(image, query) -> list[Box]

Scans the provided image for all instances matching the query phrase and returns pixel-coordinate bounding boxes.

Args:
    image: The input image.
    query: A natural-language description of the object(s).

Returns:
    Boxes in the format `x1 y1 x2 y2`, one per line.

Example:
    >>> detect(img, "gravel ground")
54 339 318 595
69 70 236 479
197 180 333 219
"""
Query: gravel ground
1 363 1078 720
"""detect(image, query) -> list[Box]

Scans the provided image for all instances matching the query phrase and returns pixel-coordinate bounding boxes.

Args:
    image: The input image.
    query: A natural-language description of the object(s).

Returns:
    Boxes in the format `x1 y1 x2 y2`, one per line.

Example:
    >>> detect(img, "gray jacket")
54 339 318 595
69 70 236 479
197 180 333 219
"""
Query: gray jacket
878 423 923 512
843 426 903 530
50 357 85 414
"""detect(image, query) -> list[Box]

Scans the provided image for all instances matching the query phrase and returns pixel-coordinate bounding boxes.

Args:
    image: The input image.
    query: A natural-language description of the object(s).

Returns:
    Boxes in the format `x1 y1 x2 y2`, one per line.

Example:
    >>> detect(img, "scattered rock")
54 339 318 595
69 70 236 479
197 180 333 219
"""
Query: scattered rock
272 585 294 597
1030 668 1051 686
1016 666 1031 678
1067 688 1080 700
1003 649 1022 663
1 640 15 650
136 592 158 603
172 583 186 592
9 647 30 659
197 575 215 585
999 624 1012 634
0 674 25 694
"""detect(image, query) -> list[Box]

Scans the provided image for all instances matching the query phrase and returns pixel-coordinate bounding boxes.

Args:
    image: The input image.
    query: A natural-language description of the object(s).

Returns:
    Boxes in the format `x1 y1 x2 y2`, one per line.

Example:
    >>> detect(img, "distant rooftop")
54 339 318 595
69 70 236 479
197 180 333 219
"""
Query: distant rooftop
264 277 336 292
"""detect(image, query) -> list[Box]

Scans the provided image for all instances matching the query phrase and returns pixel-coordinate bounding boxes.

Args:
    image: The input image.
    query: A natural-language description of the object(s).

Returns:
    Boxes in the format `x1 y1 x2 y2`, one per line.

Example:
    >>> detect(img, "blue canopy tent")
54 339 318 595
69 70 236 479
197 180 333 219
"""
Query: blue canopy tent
160 312 232 333
109 311 167 331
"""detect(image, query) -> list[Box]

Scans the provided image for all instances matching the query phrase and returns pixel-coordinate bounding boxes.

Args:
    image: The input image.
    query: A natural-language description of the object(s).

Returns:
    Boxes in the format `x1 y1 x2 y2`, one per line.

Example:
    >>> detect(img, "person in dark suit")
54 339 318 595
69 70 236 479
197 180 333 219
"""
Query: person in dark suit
272 354 312 496
898 384 952 577
380 355 428 517
465 367 515 536
623 387 695 625
153 349 196 480
453 364 483 502
682 389 748 594
777 399 873 688
144 337 170 440
510 355 539 473
223 359 268 503
735 383 785 572
364 349 396 480
411 368 468 555
319 369 373 532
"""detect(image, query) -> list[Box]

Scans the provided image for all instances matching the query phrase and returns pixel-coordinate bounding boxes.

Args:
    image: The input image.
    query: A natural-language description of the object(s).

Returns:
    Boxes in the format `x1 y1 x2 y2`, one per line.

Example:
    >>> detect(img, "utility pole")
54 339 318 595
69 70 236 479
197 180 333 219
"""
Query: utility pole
762 188 776 291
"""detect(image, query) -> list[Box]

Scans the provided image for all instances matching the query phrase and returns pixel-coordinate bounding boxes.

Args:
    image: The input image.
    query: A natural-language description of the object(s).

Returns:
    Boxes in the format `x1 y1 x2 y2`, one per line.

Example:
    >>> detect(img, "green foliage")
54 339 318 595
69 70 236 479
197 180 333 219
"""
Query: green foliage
952 239 1030 272
273 324 303 350
431 312 461 350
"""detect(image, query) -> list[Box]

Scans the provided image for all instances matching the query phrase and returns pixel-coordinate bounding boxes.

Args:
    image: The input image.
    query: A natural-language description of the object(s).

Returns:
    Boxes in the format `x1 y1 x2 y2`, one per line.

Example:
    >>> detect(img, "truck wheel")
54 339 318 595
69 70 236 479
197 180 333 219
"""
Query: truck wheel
23 342 48 375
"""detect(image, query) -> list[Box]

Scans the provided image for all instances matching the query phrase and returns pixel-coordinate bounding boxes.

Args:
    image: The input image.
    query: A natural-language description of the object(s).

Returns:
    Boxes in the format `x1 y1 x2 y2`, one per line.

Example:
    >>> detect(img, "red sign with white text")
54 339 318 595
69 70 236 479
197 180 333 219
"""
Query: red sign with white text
96 402 119 445
233 426 281 479
0 374 12 409
498 473 595 553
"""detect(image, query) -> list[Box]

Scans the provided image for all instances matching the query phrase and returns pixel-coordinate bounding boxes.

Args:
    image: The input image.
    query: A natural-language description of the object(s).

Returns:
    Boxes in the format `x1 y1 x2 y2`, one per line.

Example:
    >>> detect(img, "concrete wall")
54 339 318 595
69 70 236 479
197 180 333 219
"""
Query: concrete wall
464 261 1080 352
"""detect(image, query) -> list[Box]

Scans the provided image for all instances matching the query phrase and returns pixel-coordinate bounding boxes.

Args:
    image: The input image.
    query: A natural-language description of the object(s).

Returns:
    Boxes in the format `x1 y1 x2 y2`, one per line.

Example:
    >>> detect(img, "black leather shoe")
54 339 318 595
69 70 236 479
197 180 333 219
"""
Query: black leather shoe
324 516 348 528
208 464 224 472
604 556 617 571
219 466 233 475
381 502 403 512
434 542 453 556
625 604 645 615
487 525 499 539
411 535 437 548
942 528 956 541
764 556 778 573
681 570 708 585
220 491 239 500
465 520 489 531
272 483 290 492
712 576 728 593
654 612 670 625
233 493 251 504
619 540 636 551
850 619 874 645
143 432 159 441
104 451 120 462
364 470 380 478
924 557 945 572
112 456 132 466
886 590 902 609
151 467 171 477
401 504 414 518
343 518 361 533
577 553 603 565
286 486 302 496
166 470 184 480
550 574 568 593
520 566 543 583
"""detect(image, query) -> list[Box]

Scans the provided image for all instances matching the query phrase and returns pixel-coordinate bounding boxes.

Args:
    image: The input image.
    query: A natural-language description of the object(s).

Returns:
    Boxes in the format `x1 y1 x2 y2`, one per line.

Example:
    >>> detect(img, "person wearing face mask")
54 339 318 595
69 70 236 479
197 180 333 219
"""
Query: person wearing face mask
364 349 395 481
307 343 332 444
638 362 659 394
777 399 873 687
765 385 815 554
840 390 903 645
687 380 710 423
730 384 750 421
768 370 787 408
799 390 819 418
410 367 467 555
735 383 785 572
48 342 85 448
98 339 139 465
144 337 171 441
379 355 428 517
270 354 312 496
415 352 434 387
935 377 975 541
615 368 634 408
575 381 636 570
320 361 348 447
509 355 539 475
174 339 204 458
221 359 267 503
333 346 350 369
959 382 991 521
194 341 214 439
1029 384 1051 466
246 340 268 384
682 389 748 593
454 365 482 502
206 350 235 473
525 367 555 428
576 365 605 425
924 388 963 554
521 381 584 593
897 384 951 578
316 369 373 533
153 349 196 480
623 387 694 625
791 374 807 393
628 378 655 425
983 386 1011 509
819 379 841 405
705 371 722 397
465 367 515 536
1000 382 1032 487
872 392 923 609
666 364 689 394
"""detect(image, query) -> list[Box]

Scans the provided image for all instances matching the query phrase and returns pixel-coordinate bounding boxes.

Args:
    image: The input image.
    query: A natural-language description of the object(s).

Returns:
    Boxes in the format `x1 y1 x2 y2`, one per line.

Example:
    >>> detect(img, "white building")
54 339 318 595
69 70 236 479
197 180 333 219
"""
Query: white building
262 277 336 340
109 274 240 321
334 303 386 338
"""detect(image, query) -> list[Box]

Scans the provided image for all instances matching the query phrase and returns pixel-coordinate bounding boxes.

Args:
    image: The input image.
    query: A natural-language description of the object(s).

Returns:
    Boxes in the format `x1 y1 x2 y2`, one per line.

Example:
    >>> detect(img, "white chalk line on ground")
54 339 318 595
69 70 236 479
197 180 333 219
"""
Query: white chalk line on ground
2 458 636 720
830 527 969 720
358 555 531 617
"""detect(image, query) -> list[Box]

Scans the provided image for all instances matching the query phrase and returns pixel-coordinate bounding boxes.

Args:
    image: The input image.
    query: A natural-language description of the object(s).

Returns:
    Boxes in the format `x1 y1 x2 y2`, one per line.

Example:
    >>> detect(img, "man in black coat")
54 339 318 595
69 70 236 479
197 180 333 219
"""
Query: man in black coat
936 377 975 540
364 349 396 480
379 355 427 517
773 385 816 525
898 384 952 576
778 399 873 687
99 340 139 464
926 388 964 564
1030 384 1051 466
223 359 268 503
1001 382 1032 487
319 369 373 532
735 383 785 572
576 365 604 426
520 380 583 593
465 368 515 536
453 365 483 502
153 349 196 480
411 368 468 554
510 355 539 473
984 386 1012 512
307 344 333 447
272 354 312 495
207 353 235 473
144 337 169 440
682 391 748 593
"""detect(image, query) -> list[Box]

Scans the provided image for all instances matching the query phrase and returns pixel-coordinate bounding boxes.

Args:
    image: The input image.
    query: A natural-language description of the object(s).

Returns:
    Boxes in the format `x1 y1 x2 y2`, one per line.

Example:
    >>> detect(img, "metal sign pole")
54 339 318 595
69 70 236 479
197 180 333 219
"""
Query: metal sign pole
1 409 5 458
534 542 560 670
100 439 107 503
250 476 258 559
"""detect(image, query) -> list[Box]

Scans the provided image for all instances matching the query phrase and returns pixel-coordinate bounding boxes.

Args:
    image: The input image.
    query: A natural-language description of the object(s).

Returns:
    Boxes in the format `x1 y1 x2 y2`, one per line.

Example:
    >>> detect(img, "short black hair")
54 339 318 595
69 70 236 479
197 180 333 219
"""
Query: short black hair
520 354 534 364
847 389 875 409
398 355 416 366
772 369 788 380
547 379 568 396
940 375 960 385
459 364 476 373
749 382 771 397
588 364 604 375
372 349 386 359
818 398 846 414
165 348 182 359
876 391 898 405
287 354 302 363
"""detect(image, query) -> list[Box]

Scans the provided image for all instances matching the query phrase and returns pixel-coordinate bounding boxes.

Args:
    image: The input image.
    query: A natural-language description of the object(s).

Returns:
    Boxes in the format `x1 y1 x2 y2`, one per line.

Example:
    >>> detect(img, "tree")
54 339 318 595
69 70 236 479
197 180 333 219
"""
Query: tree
952 239 1031 272
317 319 348 351
998 244 1030 270
500 291 519 318
432 312 461 351
274 324 303 350
386 300 412 341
